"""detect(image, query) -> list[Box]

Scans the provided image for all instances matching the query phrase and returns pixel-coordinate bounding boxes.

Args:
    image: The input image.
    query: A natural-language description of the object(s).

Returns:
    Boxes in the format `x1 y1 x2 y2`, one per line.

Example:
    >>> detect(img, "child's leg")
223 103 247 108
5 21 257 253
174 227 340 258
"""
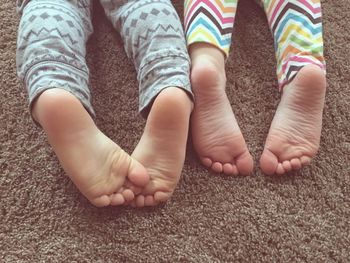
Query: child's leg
184 0 254 176
100 0 194 207
259 0 327 175
17 0 149 206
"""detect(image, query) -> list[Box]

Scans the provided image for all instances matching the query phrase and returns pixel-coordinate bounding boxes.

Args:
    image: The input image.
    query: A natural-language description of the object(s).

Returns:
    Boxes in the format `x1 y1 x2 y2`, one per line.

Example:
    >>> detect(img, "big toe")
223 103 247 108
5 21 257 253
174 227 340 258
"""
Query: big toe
260 149 279 175
236 151 254 176
128 159 150 187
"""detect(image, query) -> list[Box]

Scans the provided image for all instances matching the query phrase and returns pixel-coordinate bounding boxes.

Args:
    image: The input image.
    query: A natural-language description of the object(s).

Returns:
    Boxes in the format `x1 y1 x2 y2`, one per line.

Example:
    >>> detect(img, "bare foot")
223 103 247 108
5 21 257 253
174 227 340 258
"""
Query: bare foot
260 65 327 175
189 43 254 176
131 87 193 207
33 89 149 207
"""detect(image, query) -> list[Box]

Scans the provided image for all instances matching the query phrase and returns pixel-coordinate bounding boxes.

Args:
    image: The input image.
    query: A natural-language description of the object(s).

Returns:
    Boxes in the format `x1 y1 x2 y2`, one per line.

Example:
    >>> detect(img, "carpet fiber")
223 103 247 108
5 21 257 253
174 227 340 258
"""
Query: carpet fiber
1 0 349 262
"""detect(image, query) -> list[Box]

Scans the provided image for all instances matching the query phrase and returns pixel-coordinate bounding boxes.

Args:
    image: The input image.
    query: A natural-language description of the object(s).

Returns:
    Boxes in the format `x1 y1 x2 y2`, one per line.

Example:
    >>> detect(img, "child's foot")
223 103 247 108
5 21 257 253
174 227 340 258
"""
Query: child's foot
33 89 149 207
189 44 254 176
131 87 193 207
260 65 327 175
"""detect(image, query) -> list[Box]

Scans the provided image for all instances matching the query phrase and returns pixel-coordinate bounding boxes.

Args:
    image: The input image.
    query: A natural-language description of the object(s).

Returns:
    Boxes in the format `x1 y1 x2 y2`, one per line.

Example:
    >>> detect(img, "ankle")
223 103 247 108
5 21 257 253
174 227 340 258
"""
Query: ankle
189 46 226 88
155 87 193 113
189 43 226 66
32 89 95 134
294 64 326 88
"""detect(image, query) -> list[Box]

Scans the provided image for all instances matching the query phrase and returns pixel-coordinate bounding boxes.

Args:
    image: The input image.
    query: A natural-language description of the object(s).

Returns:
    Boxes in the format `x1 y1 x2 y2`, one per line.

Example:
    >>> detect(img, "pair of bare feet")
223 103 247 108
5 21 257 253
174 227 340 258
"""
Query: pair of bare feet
33 43 326 208
190 44 327 177
33 87 192 207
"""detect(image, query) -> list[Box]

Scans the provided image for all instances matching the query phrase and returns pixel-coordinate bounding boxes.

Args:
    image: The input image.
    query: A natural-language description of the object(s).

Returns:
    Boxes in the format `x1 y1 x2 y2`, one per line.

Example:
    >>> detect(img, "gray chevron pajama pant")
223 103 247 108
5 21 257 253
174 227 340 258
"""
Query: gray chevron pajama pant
16 0 193 119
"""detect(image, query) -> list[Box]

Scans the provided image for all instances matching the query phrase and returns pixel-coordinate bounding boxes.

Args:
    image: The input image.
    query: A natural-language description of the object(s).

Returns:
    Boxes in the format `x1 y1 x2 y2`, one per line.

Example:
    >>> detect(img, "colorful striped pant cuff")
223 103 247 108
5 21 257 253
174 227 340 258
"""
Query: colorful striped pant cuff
278 55 326 89
267 0 326 89
184 0 326 89
184 0 237 57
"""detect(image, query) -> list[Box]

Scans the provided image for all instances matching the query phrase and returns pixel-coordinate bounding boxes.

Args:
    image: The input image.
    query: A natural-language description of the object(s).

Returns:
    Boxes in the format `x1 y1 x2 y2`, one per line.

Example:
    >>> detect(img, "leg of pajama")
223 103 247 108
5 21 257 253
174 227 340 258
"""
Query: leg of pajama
185 0 238 57
259 0 327 175
184 0 254 176
16 0 94 117
100 0 194 207
16 0 149 207
262 0 326 88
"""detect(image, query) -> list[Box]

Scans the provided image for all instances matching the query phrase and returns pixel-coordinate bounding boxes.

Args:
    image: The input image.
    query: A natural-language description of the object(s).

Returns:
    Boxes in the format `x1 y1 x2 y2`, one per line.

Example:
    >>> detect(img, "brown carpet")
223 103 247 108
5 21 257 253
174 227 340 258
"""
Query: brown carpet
1 0 349 261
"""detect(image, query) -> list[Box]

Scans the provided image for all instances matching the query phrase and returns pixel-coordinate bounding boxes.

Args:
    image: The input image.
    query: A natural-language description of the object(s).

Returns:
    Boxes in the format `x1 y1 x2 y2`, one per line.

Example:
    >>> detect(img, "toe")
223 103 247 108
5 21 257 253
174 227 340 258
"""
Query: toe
291 158 302 170
276 163 285 175
110 193 125 206
128 159 150 187
144 195 157 206
260 149 278 175
236 151 254 176
91 195 111 207
135 195 145 208
212 162 223 173
124 180 142 195
201 157 213 168
232 165 239 176
223 163 234 175
122 189 135 202
301 156 312 166
154 191 172 203
282 160 292 173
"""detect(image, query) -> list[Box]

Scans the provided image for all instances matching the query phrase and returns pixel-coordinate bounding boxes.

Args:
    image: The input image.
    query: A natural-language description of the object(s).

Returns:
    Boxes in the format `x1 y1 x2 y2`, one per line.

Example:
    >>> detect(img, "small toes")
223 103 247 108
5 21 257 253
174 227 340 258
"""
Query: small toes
201 157 212 168
129 186 142 195
154 191 171 203
91 195 111 207
201 157 226 174
276 161 294 175
223 163 234 175
282 160 292 172
130 195 160 207
261 139 315 175
300 156 312 166
123 180 142 195
144 195 158 206
276 163 285 175
222 163 239 176
130 192 170 207
202 154 253 176
276 156 311 175
211 162 223 173
110 193 125 206
135 195 145 208
122 189 135 202
291 158 302 170
232 165 239 176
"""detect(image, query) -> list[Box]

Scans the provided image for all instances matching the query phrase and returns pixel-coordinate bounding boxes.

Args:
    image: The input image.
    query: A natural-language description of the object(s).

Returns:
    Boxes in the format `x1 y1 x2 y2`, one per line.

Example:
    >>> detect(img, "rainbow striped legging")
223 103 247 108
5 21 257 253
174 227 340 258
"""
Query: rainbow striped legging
185 0 326 89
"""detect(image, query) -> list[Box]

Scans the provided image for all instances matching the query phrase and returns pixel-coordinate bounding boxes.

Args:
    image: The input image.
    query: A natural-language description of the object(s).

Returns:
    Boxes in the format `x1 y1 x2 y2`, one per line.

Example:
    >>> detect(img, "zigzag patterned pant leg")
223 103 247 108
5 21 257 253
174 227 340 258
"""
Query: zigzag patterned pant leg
261 0 326 89
16 0 95 119
184 0 238 58
100 0 193 117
